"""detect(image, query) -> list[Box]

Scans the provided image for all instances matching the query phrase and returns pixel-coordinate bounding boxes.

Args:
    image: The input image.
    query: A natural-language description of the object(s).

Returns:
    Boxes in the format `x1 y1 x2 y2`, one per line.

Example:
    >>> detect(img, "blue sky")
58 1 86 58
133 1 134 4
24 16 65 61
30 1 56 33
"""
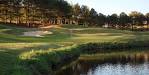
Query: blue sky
66 0 149 15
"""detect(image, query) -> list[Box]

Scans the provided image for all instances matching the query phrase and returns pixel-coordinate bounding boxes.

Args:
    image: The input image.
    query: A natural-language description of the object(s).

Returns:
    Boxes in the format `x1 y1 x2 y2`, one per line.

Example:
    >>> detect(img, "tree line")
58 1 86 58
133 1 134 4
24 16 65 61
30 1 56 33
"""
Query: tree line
73 4 149 30
0 0 72 27
0 0 149 30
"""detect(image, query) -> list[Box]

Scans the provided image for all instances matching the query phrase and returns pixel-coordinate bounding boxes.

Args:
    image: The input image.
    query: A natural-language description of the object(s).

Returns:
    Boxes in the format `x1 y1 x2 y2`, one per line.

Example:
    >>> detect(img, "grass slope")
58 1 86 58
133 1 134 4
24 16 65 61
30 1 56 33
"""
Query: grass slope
0 24 149 75
0 24 149 43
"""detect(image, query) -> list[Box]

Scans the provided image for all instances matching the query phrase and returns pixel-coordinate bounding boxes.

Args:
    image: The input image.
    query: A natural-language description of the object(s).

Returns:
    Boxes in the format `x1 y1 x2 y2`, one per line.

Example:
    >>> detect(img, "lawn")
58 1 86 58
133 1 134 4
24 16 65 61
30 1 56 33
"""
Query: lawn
0 24 149 75
0 24 149 43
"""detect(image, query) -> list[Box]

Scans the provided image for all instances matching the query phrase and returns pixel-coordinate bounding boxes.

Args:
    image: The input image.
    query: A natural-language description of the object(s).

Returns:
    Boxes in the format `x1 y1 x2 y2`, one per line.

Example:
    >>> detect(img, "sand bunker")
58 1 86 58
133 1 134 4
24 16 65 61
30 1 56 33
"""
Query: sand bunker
23 31 53 37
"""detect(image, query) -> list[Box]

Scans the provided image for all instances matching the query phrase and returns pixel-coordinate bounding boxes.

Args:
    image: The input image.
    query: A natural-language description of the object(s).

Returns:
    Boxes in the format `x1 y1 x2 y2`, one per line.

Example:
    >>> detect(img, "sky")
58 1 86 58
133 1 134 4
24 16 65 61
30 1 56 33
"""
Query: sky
66 0 149 15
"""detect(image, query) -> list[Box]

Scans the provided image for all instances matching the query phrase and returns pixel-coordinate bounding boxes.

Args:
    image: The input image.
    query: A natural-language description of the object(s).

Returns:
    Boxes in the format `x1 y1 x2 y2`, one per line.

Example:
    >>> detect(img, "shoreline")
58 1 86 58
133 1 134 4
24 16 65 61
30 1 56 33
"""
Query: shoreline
19 41 149 75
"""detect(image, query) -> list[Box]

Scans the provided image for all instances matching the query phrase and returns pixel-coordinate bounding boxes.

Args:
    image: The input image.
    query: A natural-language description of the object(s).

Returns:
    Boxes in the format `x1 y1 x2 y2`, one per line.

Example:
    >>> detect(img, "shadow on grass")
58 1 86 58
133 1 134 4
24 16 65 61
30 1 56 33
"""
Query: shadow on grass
0 43 67 75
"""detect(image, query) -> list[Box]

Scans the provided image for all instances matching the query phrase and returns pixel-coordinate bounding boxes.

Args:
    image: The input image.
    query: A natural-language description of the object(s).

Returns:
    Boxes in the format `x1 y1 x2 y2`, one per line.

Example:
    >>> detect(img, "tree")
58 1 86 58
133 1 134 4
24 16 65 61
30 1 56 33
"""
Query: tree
145 13 149 30
109 13 118 28
119 12 130 29
129 11 145 30
21 0 73 26
89 8 98 26
105 15 110 27
0 0 9 23
80 5 90 25
72 3 81 23
129 11 145 25
98 13 106 27
58 0 72 17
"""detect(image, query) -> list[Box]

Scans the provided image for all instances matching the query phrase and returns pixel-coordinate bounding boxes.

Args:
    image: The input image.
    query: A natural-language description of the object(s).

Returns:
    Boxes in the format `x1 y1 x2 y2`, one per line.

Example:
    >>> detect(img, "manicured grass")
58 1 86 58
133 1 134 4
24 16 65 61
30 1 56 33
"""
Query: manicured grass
0 24 149 75
0 43 73 75
0 24 149 43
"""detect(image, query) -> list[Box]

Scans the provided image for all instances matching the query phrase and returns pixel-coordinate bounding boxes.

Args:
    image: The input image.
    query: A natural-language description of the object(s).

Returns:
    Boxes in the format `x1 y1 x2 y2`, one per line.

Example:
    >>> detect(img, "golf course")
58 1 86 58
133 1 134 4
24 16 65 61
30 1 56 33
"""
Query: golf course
1 0 149 75
0 24 149 75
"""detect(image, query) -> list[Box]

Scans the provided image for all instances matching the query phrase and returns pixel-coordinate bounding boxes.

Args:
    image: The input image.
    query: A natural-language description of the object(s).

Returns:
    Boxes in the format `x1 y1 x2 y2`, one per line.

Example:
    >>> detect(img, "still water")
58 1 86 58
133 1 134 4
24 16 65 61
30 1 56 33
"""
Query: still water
56 52 149 75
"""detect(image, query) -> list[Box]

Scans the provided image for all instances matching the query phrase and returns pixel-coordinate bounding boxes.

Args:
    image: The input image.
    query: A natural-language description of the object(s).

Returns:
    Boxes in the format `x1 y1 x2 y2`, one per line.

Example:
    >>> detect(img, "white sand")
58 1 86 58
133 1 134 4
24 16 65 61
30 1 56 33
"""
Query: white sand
23 31 53 37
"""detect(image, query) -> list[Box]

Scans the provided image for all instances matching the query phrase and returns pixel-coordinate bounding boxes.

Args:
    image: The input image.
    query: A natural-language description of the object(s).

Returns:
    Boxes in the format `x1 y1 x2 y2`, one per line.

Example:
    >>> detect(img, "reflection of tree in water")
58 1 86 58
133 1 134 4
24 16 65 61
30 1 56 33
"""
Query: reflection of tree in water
56 53 149 75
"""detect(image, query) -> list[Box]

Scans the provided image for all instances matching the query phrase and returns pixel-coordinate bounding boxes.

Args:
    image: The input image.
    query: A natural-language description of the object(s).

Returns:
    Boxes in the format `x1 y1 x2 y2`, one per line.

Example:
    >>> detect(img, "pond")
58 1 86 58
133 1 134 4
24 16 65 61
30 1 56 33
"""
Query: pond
55 51 149 75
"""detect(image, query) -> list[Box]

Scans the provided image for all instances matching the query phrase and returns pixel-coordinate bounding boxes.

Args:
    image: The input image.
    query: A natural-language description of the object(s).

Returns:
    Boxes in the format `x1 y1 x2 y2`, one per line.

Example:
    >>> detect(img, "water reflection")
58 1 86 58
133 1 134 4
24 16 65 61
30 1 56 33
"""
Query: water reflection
55 52 149 75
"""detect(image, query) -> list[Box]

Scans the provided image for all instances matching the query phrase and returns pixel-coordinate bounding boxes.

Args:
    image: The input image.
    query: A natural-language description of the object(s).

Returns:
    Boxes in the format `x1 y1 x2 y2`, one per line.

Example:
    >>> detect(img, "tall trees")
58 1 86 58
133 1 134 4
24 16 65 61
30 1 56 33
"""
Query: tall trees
80 5 90 25
73 4 81 17
129 11 145 30
109 14 118 28
89 8 98 26
0 0 9 23
145 13 149 30
58 0 72 17
98 13 106 27
72 3 81 24
119 12 130 29
0 0 74 27
129 11 145 25
0 0 149 30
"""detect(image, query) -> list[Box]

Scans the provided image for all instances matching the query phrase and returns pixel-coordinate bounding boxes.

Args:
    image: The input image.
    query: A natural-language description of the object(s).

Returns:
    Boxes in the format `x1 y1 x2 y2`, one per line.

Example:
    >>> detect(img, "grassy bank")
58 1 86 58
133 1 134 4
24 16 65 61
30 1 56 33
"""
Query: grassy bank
1 24 149 75
0 43 73 75
19 41 149 75
19 45 80 75
79 49 149 61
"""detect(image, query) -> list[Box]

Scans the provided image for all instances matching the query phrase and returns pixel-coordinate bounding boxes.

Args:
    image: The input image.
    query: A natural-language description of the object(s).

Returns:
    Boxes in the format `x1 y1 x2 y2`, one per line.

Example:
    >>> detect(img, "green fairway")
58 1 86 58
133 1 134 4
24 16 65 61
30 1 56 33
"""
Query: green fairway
0 24 149 75
1 24 149 43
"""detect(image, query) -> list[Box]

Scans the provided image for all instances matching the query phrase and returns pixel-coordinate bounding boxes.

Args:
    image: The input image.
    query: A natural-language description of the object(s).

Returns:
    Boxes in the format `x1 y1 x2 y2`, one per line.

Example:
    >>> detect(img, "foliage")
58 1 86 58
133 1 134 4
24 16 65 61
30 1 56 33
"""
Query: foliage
0 0 149 30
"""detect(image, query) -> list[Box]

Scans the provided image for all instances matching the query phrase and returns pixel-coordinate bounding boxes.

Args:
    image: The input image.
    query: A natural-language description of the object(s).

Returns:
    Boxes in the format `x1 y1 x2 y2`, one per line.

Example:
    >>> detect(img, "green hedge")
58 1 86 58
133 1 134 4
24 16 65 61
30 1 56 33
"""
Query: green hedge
79 41 149 53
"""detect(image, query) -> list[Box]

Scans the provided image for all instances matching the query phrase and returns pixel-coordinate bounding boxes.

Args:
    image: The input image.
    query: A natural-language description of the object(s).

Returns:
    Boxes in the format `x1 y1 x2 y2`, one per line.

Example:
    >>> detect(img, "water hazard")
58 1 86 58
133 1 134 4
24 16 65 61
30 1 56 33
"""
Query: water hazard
56 51 149 75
